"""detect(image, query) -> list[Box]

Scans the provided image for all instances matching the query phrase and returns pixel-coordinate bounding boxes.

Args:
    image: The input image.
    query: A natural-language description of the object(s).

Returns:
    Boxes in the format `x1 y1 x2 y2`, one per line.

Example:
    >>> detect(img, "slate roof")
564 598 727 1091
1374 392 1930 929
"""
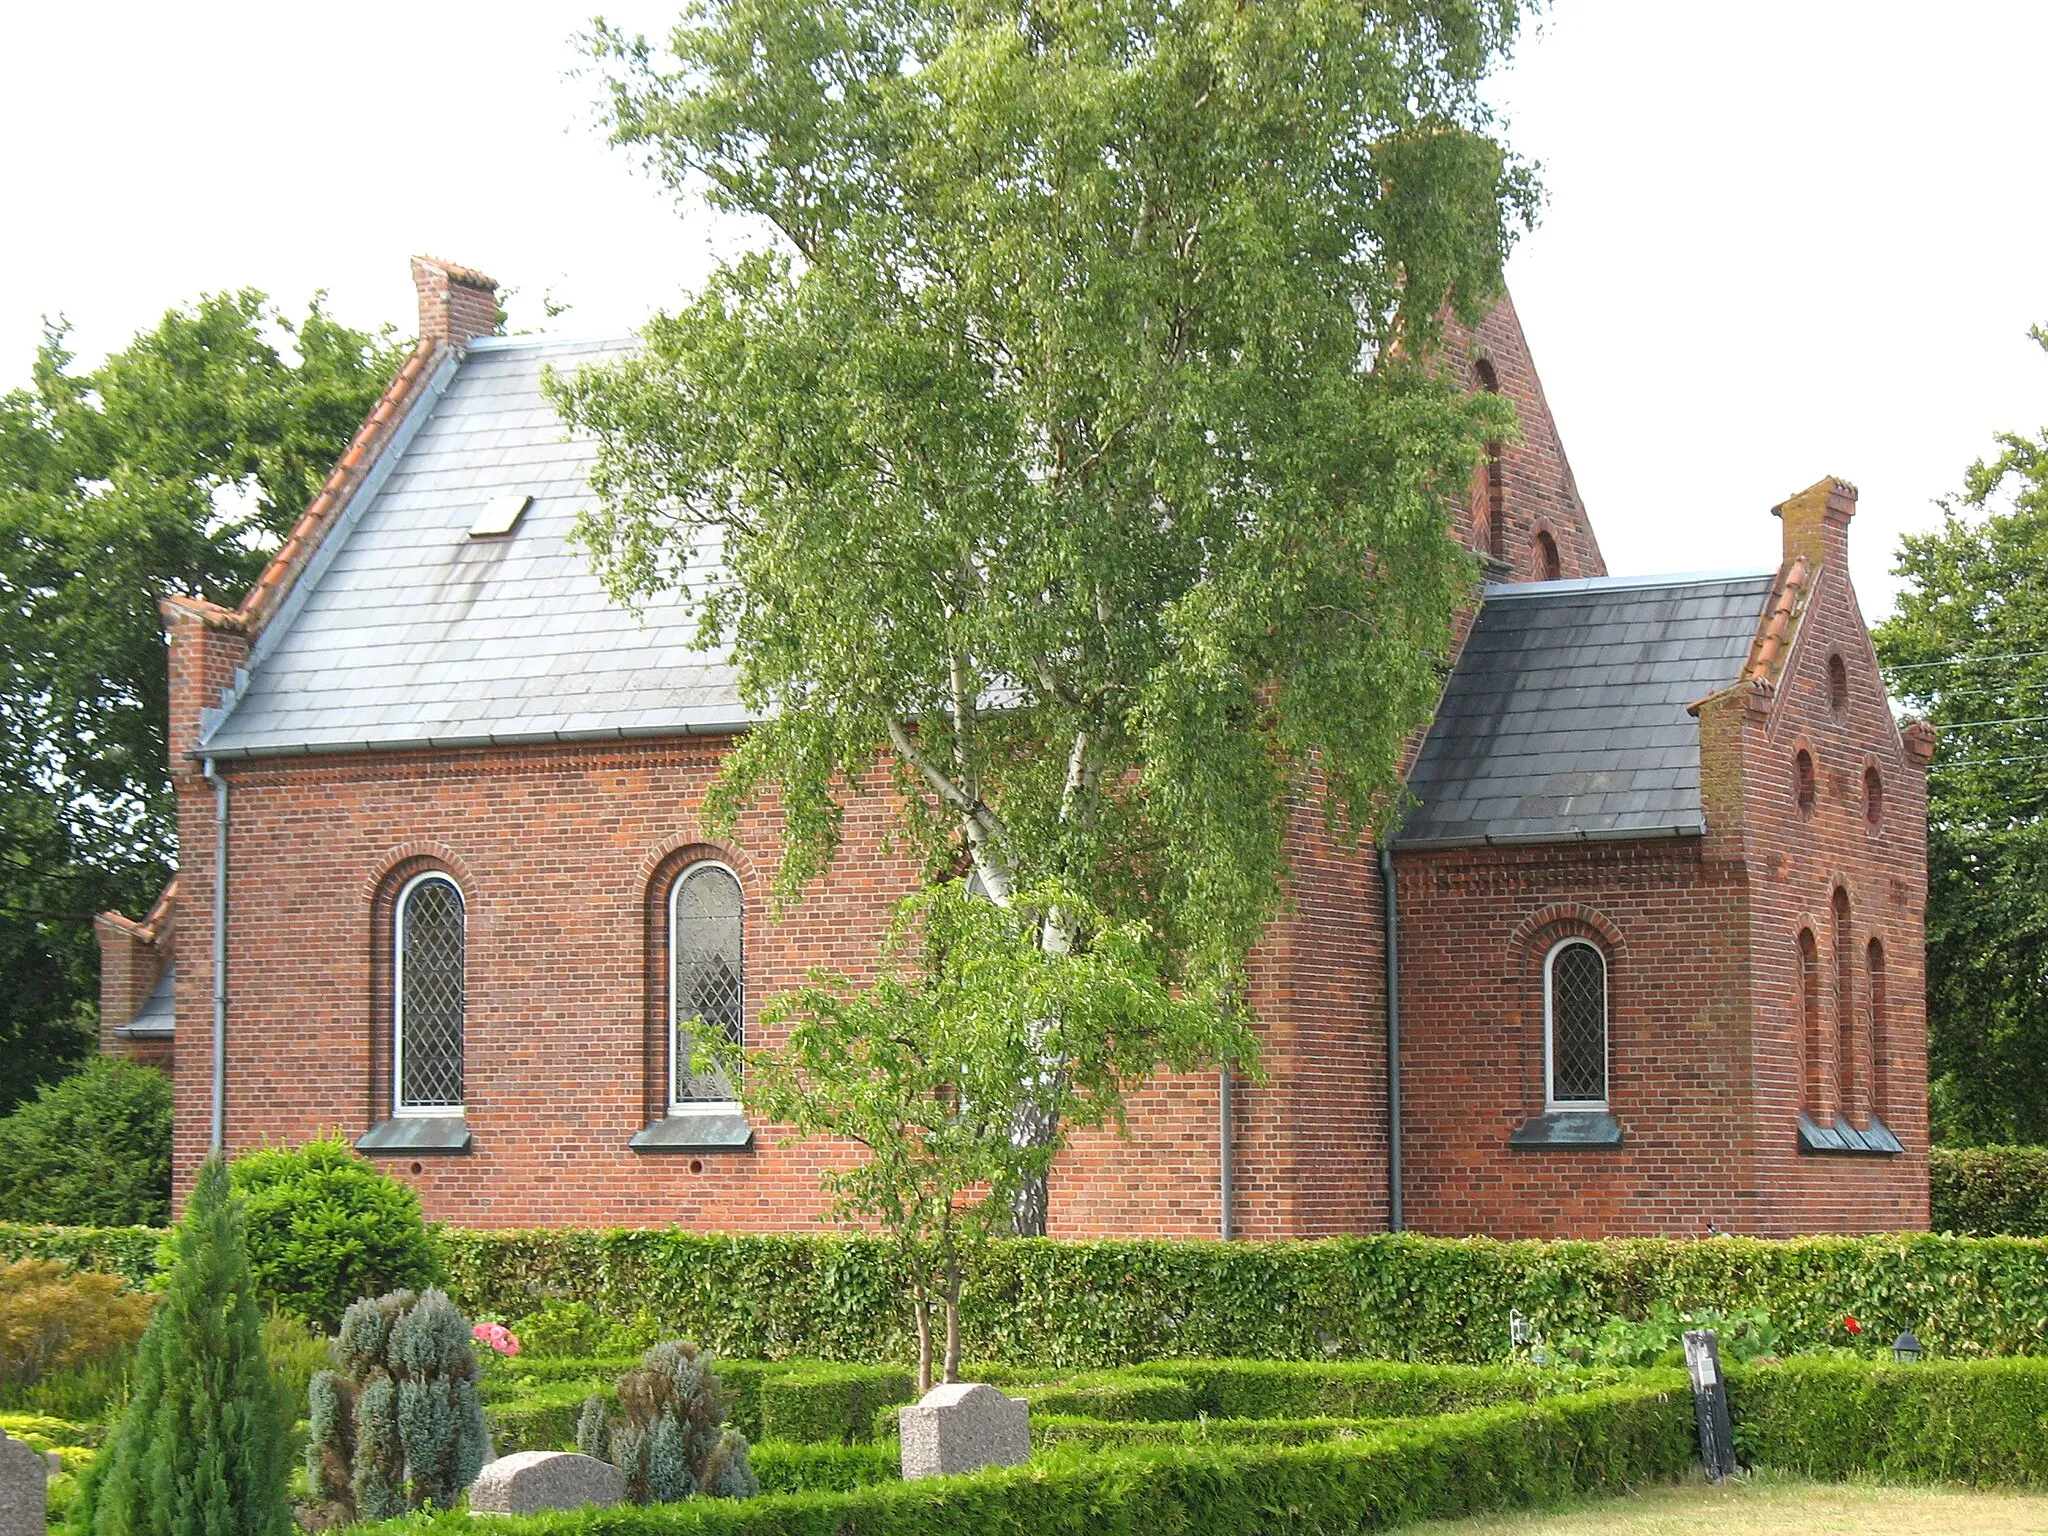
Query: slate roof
199 335 749 759
1394 570 1777 847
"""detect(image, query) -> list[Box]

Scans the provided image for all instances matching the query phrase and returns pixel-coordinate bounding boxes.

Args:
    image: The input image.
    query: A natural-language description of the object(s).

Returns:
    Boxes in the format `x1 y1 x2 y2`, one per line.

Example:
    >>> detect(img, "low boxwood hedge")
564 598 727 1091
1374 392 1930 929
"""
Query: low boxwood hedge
361 1382 1696 1535
1034 1412 1395 1449
1015 1374 1196 1421
1730 1356 2048 1485
759 1365 919 1444
1127 1358 1635 1419
750 1441 900 1494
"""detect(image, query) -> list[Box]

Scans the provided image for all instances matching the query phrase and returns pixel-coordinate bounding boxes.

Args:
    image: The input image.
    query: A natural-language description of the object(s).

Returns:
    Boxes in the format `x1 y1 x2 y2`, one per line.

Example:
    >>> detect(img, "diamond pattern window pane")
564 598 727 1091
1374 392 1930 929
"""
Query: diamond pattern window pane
398 876 465 1110
673 866 743 1104
1549 942 1607 1104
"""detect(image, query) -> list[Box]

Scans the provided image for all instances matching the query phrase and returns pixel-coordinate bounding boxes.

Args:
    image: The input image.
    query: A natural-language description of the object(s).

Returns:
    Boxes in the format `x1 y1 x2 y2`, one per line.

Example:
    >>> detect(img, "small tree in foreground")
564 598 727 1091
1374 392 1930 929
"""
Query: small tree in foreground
304 1289 490 1524
575 1339 759 1502
737 881 1252 1391
73 1156 293 1536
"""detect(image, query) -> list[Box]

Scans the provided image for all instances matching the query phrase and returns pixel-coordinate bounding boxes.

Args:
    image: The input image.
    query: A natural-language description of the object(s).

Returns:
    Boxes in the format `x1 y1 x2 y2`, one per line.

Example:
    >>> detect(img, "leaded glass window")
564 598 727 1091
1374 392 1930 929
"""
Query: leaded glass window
396 874 465 1112
671 864 743 1105
1546 940 1607 1108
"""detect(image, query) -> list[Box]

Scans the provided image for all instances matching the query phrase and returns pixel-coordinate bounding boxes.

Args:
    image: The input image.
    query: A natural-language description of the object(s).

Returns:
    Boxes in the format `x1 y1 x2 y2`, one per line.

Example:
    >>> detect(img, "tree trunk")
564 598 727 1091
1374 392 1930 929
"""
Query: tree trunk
942 1255 963 1384
1009 1100 1056 1236
912 1290 934 1396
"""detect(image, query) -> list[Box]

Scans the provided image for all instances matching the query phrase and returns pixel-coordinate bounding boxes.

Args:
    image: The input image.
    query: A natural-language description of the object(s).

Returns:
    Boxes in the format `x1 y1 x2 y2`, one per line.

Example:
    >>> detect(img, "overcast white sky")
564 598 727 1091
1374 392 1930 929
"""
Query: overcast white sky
3 1 2044 616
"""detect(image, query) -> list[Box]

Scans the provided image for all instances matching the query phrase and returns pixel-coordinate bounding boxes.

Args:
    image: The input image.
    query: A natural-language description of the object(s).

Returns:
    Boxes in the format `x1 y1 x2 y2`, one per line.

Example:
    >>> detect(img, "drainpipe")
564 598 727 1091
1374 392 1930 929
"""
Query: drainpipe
1219 1065 1235 1240
1378 845 1404 1233
203 757 228 1156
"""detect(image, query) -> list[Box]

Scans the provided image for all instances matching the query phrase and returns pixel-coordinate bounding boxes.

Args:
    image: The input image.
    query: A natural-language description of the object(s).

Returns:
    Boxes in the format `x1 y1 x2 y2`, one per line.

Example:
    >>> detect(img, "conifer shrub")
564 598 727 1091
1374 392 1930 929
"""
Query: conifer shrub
576 1340 759 1502
70 1156 294 1536
0 1259 153 1389
229 1138 442 1329
0 1060 171 1227
304 1288 491 1523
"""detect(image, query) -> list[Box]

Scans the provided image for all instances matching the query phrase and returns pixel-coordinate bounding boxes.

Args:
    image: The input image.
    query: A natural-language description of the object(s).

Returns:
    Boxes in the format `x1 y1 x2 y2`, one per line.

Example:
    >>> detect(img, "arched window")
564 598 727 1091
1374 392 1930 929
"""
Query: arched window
1536 529 1561 582
1544 939 1608 1109
395 873 465 1113
1832 888 1858 1124
1794 749 1816 818
671 863 744 1106
1828 653 1849 711
1864 765 1884 829
1798 927 1825 1116
1867 938 1887 1122
1473 359 1505 563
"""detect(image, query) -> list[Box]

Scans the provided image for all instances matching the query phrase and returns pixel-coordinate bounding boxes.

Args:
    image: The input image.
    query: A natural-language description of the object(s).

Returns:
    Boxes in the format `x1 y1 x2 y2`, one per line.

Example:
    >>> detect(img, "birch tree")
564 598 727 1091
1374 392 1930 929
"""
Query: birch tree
556 0 1534 1230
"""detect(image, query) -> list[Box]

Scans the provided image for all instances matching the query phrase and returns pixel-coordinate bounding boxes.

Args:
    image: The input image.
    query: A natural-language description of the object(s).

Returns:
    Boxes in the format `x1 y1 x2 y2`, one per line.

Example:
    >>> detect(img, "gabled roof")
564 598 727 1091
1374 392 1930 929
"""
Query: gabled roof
1394 569 1777 847
200 336 750 759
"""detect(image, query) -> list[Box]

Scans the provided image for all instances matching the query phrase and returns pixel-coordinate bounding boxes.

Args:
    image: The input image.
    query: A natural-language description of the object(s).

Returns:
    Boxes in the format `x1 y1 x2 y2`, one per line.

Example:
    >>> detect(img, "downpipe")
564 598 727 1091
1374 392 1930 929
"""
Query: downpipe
203 757 228 1156
1379 845 1404 1233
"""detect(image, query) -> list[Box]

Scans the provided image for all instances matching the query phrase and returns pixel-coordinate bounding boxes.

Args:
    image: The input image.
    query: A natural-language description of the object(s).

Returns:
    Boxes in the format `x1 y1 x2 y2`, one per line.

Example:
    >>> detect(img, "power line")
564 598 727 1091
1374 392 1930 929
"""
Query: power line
1932 751 2048 771
1936 714 2048 731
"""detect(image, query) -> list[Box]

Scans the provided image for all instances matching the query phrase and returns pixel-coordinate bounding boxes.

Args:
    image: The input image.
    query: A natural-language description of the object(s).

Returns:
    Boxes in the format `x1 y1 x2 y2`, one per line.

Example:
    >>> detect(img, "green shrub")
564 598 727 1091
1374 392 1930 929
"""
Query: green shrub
74 1157 295 1536
1036 1412 1395 1450
304 1288 491 1524
748 1440 899 1493
0 1060 171 1227
511 1299 660 1359
350 1382 1696 1536
1730 1356 2048 1485
575 1340 758 1501
0 1259 153 1388
488 1380 616 1453
758 1364 918 1444
1126 1358 1634 1419
479 1356 638 1403
228 1138 442 1329
1931 1146 2048 1236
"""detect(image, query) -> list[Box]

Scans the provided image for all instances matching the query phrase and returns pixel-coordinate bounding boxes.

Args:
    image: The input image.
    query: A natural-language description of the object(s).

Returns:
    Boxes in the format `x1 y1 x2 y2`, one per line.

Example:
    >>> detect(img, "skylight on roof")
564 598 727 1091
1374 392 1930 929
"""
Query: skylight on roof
470 494 532 538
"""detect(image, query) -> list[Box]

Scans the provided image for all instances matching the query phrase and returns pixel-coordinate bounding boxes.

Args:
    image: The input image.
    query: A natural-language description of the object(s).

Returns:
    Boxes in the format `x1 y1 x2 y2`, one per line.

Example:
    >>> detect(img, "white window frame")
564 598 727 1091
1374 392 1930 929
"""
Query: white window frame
668 860 744 1113
1543 937 1609 1113
393 871 465 1118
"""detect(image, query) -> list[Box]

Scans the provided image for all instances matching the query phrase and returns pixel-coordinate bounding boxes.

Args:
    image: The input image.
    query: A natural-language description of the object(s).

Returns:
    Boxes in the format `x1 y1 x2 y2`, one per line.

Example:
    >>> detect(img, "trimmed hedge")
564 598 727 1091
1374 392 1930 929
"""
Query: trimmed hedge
1017 1374 1196 1421
749 1442 900 1494
1035 1412 1395 1450
361 1382 1695 1535
26 1220 2048 1363
759 1366 918 1444
1127 1358 1635 1419
486 1380 616 1455
1730 1356 2048 1485
1930 1146 2048 1237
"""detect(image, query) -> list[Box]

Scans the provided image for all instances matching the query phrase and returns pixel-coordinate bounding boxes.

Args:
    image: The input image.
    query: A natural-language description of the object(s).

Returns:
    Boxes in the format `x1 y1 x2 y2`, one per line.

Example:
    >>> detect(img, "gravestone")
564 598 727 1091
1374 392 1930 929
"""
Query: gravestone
1682 1328 1737 1482
467 1450 625 1515
0 1427 49 1536
898 1382 1031 1480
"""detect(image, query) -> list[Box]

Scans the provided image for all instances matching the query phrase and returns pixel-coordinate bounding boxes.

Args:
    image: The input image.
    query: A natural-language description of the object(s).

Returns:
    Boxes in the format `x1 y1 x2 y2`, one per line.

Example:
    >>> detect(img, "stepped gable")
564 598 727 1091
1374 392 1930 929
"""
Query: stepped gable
1396 569 1778 846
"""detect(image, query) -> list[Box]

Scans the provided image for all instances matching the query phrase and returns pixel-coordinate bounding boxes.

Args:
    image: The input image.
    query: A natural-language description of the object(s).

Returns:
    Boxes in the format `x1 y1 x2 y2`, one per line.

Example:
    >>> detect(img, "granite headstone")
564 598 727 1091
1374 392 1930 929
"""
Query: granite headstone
898 1382 1031 1480
0 1428 49 1536
467 1450 625 1515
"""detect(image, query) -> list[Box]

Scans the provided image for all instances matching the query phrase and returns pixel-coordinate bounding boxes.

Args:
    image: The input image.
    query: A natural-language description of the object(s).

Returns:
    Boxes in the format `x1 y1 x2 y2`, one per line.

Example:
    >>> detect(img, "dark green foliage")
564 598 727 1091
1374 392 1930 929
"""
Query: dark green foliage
348 1383 1696 1536
0 1060 170 1226
1730 1356 2048 1485
1930 1145 2048 1235
0 297 404 1107
1873 340 2048 1144
580 1340 759 1502
434 1228 2048 1365
305 1289 490 1523
228 1137 442 1329
71 1156 293 1536
759 1366 917 1444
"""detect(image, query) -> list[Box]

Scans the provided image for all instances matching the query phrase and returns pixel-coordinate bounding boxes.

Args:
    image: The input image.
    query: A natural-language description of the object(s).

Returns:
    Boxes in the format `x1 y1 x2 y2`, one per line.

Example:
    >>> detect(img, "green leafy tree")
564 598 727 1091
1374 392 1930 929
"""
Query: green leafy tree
229 1137 443 1329
739 881 1254 1388
71 1156 294 1536
559 0 1532 1228
0 295 404 1110
0 1058 172 1226
1877 327 2048 1143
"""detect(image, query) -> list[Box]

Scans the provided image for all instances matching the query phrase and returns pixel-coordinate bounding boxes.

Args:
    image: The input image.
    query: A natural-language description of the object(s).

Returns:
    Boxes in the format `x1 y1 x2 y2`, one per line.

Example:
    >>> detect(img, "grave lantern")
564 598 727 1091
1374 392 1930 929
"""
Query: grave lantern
1891 1329 1924 1363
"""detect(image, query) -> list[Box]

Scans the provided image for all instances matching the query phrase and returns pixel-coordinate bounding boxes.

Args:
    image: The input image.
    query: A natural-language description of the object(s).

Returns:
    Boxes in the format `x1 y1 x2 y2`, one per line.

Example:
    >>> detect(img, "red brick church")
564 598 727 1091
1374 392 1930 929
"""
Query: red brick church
98 257 1934 1239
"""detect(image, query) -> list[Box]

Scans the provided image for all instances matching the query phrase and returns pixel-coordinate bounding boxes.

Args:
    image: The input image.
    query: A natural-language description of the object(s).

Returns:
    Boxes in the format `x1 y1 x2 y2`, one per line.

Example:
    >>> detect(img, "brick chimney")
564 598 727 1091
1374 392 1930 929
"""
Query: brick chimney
1772 475 1857 574
411 255 501 348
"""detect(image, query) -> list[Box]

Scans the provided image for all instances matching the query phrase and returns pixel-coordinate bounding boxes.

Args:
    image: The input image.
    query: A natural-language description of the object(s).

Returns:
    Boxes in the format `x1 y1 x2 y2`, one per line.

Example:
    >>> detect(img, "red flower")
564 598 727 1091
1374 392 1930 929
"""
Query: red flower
1843 1315 1862 1334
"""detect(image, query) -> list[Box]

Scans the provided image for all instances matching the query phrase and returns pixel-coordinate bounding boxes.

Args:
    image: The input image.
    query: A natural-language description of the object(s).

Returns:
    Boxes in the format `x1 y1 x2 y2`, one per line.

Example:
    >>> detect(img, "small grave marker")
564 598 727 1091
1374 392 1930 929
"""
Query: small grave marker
1682 1327 1737 1482
468 1450 625 1515
0 1427 49 1536
898 1382 1031 1480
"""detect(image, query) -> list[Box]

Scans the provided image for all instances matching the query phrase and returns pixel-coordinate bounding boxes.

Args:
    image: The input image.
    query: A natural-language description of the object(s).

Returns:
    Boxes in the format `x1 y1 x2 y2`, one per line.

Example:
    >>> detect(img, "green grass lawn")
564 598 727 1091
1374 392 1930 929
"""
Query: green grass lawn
1404 1471 2048 1535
